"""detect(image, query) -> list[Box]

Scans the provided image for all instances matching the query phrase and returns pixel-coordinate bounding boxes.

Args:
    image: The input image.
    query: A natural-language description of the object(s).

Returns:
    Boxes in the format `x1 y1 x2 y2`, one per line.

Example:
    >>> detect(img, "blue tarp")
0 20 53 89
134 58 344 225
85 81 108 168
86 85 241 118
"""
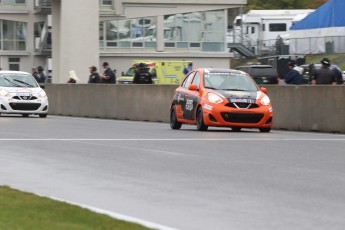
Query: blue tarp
291 0 345 30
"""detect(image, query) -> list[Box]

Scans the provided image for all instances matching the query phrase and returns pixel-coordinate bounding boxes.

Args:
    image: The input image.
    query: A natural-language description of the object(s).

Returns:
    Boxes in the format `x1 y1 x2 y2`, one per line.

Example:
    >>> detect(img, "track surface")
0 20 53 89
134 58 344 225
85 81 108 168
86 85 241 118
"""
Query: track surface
1 115 345 230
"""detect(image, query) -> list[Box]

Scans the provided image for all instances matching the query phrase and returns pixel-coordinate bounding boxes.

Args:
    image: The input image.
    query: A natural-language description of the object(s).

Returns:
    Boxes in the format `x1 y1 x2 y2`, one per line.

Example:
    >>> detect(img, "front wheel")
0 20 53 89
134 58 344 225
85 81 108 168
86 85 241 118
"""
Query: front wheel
259 128 271 133
39 114 48 118
170 105 182 129
196 107 208 131
231 127 242 132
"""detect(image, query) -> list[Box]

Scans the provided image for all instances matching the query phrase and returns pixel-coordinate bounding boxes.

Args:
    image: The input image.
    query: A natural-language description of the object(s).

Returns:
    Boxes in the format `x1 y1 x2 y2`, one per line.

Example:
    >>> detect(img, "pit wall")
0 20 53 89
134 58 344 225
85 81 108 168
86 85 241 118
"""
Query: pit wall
45 84 345 133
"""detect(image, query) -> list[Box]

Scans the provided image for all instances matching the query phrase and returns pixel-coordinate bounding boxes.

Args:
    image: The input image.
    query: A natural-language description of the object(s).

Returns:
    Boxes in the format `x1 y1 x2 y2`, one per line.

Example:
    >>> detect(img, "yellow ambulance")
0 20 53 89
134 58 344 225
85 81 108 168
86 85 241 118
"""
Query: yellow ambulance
118 60 193 84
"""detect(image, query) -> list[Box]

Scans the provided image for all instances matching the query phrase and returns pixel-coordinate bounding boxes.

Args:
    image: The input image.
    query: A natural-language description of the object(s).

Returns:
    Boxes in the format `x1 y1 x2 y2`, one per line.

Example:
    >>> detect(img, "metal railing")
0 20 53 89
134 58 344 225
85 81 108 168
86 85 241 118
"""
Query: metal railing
233 36 345 57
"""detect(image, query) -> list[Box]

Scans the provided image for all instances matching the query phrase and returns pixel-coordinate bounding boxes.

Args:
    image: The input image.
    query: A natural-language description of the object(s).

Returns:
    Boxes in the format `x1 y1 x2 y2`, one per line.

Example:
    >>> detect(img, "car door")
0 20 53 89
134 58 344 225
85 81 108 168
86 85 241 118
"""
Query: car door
183 71 201 120
175 71 195 119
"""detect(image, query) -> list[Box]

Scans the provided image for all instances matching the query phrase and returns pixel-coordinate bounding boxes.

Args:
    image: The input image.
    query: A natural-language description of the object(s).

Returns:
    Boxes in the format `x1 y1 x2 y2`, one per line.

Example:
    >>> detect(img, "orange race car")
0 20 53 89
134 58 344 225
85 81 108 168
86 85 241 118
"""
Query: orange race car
170 68 273 132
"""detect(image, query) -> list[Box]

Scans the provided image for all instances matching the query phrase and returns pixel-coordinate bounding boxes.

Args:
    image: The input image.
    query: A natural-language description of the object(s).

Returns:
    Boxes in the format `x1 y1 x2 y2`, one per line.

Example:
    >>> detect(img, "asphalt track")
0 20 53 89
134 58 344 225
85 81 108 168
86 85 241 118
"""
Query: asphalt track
0 115 345 230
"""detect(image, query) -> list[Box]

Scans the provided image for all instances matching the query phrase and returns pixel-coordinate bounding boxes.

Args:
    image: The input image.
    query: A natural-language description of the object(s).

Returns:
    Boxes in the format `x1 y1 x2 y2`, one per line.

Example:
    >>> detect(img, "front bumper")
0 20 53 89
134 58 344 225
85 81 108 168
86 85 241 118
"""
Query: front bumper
0 97 49 115
202 103 273 128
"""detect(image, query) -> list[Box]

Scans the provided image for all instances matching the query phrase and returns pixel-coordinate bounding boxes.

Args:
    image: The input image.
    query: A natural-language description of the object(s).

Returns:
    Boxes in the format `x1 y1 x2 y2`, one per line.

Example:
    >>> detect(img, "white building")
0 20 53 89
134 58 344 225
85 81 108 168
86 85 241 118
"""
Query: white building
0 0 246 83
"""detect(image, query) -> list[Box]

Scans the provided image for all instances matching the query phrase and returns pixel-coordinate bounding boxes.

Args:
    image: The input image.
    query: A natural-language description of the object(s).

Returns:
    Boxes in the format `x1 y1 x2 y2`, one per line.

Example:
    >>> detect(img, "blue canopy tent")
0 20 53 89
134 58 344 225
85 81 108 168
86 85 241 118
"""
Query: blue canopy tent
289 0 345 54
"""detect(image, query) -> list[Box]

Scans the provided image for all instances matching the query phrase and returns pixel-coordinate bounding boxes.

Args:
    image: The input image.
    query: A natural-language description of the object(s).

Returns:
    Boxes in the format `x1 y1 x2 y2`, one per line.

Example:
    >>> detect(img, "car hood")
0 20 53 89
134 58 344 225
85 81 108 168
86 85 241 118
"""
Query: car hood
0 87 43 94
215 89 259 100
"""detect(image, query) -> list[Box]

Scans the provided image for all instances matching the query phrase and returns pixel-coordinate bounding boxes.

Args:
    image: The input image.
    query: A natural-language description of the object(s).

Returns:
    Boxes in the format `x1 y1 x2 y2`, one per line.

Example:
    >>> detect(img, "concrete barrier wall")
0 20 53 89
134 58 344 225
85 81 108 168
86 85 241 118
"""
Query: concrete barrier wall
45 84 177 122
45 84 345 133
266 86 345 133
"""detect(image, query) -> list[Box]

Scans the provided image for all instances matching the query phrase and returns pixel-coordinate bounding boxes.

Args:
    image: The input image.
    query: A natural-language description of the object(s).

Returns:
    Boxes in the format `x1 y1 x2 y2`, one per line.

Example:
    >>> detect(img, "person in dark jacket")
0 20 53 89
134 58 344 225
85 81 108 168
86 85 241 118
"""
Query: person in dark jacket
32 66 46 83
133 63 153 84
32 67 40 82
330 66 344 85
36 66 46 83
285 62 303 85
88 66 100 83
99 62 116 84
312 58 336 85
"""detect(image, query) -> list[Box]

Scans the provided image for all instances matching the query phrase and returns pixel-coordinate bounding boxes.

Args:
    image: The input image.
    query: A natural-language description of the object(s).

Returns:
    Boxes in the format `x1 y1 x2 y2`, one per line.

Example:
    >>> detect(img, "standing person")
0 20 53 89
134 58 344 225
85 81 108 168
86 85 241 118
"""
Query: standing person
67 70 80 83
275 35 283 55
132 63 153 84
37 66 46 83
32 67 41 82
99 62 116 84
307 64 315 84
330 66 344 85
312 58 336 85
285 62 304 85
88 66 100 83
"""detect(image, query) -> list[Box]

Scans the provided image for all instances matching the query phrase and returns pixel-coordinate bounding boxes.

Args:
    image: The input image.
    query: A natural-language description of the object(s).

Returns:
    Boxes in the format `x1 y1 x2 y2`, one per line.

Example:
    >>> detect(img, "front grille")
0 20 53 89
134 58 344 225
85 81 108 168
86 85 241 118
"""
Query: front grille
12 96 38 100
221 112 264 123
9 103 41 111
226 103 259 109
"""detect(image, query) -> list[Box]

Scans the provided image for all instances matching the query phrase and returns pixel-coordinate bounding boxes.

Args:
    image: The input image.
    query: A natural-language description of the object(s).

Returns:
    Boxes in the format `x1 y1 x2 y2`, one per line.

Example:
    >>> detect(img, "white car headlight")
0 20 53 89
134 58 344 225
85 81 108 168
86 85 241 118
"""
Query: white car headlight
0 89 10 97
38 90 47 98
260 95 270 106
208 93 223 104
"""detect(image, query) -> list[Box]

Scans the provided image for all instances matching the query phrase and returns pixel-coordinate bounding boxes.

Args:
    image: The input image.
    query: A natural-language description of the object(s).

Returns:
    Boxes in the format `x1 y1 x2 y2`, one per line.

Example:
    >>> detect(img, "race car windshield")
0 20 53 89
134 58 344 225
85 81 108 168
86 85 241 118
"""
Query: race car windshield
0 74 39 88
204 73 259 91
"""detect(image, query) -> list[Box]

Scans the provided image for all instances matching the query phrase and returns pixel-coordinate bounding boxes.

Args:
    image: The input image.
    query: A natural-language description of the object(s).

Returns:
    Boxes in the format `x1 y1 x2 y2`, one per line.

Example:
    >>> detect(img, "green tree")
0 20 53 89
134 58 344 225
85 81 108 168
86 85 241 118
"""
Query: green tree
245 0 328 12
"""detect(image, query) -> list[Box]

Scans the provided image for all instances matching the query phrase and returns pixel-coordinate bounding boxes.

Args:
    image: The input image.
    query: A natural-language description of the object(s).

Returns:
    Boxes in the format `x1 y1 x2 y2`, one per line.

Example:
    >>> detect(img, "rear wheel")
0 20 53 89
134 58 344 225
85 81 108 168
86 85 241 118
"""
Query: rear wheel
39 114 48 118
259 128 271 133
196 107 208 131
170 105 182 129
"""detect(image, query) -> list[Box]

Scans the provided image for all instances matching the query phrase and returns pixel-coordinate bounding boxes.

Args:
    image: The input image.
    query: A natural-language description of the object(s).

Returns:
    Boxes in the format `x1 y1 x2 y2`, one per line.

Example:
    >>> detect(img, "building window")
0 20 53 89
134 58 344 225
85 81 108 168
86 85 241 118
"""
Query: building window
0 0 26 5
269 23 287 32
101 17 155 49
9 57 20 71
99 0 111 6
0 20 27 51
99 9 227 52
164 10 226 51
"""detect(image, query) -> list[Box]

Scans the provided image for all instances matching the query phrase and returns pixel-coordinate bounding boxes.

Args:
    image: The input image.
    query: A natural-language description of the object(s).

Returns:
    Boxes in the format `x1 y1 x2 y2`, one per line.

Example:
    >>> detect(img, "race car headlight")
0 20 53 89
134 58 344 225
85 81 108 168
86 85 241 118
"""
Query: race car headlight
260 95 270 106
38 90 47 98
208 93 223 104
0 89 10 97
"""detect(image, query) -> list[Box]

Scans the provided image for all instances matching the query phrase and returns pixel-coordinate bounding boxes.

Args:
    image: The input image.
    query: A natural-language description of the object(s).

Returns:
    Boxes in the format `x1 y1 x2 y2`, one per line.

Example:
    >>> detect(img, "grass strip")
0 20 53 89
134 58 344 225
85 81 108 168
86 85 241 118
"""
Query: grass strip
0 186 153 230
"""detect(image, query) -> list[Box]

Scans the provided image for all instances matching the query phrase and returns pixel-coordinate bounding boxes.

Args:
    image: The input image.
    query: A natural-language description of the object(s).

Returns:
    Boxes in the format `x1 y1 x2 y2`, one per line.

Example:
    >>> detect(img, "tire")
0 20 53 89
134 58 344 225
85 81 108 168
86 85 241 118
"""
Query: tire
170 105 182 130
22 114 29 117
231 127 242 132
259 128 271 133
39 114 48 118
196 106 208 131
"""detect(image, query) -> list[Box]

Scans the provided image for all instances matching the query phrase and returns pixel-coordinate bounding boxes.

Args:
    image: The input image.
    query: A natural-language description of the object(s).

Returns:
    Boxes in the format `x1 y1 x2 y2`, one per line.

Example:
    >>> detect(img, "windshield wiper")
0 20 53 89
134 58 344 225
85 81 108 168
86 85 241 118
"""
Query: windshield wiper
222 88 246 91
205 86 217 90
13 79 34 87
3 77 22 87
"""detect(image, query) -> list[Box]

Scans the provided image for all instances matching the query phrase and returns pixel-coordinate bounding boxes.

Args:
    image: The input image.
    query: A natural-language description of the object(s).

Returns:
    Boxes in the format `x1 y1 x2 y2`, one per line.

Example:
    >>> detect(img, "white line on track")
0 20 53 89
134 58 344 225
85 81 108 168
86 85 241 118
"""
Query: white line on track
0 138 345 141
49 197 179 230
13 189 178 230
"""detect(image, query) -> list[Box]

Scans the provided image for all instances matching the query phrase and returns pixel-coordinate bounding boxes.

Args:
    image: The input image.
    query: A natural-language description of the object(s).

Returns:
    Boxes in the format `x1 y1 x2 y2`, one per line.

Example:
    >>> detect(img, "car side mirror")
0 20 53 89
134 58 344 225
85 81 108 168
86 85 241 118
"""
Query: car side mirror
39 84 45 89
188 84 198 91
121 71 125 76
260 87 267 94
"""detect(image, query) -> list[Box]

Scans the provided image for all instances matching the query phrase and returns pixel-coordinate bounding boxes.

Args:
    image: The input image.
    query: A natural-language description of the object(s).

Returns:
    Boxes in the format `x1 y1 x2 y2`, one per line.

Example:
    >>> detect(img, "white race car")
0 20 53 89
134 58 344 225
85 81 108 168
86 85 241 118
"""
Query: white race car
0 71 48 117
